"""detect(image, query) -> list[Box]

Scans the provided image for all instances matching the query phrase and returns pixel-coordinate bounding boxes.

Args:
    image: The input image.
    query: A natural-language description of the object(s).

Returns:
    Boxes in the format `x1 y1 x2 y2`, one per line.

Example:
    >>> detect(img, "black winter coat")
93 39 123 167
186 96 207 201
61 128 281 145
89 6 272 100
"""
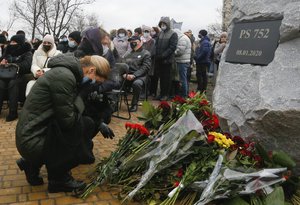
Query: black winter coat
16 54 85 163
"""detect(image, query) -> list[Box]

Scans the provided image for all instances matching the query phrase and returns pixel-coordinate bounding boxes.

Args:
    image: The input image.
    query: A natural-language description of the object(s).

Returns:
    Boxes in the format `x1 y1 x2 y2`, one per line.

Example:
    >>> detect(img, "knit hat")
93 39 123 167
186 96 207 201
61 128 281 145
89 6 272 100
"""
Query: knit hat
68 31 82 44
128 35 141 42
10 34 26 45
199 29 208 36
142 25 152 32
0 34 7 44
43 34 55 45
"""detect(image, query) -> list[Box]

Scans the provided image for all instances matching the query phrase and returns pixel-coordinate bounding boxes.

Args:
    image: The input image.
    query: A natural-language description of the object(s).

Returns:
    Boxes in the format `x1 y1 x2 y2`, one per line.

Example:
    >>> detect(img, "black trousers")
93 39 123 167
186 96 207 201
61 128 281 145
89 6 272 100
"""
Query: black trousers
0 79 18 113
196 64 209 93
157 62 172 97
44 116 96 180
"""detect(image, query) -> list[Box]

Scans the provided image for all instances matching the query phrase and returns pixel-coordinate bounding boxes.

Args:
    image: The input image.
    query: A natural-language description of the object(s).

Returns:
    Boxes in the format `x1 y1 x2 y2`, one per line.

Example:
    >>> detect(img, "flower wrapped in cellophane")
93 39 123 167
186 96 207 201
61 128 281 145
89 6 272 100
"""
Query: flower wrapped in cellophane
79 92 297 205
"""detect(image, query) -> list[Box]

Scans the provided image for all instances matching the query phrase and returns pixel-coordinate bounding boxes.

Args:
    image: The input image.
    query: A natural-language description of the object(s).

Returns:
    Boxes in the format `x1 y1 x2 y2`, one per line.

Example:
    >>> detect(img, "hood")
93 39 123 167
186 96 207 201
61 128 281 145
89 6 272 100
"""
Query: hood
47 53 83 83
201 35 211 42
158 16 171 30
174 29 184 38
4 41 32 57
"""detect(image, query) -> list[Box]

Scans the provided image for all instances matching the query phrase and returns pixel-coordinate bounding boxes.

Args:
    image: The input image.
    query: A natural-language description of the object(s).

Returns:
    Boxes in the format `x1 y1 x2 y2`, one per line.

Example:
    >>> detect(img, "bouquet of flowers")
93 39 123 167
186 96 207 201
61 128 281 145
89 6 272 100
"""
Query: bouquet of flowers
80 92 297 205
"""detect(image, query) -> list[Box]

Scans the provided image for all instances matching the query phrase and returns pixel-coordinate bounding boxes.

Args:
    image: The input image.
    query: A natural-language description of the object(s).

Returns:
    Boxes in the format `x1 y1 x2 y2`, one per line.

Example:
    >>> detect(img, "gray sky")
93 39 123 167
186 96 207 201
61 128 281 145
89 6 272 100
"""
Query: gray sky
0 0 222 38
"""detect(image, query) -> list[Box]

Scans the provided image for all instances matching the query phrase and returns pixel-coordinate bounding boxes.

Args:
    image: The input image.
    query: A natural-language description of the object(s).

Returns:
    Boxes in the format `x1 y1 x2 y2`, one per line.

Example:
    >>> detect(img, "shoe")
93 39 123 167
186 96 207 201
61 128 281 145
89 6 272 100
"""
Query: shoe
129 105 138 112
6 112 18 122
48 175 86 193
16 158 44 186
160 96 169 101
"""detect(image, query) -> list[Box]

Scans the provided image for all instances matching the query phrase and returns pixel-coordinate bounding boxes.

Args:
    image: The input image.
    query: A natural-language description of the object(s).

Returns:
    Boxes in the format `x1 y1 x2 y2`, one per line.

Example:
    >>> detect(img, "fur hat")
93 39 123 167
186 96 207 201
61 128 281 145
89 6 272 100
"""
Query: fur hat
43 34 55 45
68 31 82 44
10 34 26 45
142 25 152 32
199 29 208 36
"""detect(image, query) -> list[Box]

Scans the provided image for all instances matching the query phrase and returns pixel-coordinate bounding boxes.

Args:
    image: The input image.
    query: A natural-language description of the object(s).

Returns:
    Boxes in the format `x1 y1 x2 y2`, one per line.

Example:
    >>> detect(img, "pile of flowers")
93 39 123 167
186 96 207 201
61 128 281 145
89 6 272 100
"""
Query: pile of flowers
80 92 298 205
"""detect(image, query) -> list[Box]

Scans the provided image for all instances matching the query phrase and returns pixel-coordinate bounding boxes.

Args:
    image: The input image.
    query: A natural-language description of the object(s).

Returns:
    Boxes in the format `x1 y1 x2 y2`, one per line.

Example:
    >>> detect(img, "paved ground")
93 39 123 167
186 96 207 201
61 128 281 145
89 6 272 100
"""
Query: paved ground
0 80 215 205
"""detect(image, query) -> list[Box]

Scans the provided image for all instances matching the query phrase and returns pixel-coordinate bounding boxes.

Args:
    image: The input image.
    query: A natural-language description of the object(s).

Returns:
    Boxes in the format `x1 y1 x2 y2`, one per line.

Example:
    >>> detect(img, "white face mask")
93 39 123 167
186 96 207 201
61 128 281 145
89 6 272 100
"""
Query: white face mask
102 45 109 56
118 33 125 38
161 25 167 31
143 33 150 38
68 40 77 48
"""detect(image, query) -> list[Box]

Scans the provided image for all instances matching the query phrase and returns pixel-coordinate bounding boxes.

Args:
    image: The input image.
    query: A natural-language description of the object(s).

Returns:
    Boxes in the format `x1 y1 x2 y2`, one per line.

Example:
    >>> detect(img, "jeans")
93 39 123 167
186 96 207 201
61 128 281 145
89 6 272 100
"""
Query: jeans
177 63 189 97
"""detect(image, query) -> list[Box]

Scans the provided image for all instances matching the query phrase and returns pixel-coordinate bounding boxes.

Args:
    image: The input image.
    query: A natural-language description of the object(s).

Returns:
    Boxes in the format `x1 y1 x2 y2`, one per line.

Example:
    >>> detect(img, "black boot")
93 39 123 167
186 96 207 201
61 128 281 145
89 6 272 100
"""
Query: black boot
16 158 44 186
48 173 86 193
6 112 18 122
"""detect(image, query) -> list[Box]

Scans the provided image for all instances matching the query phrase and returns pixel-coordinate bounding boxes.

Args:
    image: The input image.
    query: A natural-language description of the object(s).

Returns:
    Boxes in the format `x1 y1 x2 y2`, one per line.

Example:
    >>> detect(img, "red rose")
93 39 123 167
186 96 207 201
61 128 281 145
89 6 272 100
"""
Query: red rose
200 99 209 106
253 155 262 163
233 136 245 145
174 181 180 187
188 91 197 98
202 110 211 117
125 122 133 129
212 114 219 129
139 126 150 136
176 168 183 178
159 101 171 109
172 95 186 104
207 134 215 143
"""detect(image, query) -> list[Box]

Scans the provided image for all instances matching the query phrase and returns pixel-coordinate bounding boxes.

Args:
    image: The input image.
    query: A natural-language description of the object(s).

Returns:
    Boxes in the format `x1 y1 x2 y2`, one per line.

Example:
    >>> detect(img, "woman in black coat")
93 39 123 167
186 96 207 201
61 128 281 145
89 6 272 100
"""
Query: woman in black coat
16 54 114 193
0 34 32 121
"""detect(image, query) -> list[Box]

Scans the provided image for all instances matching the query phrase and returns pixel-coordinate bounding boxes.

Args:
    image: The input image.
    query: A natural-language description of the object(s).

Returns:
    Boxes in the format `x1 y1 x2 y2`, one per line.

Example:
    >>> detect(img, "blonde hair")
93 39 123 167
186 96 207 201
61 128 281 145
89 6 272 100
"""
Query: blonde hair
80 55 110 79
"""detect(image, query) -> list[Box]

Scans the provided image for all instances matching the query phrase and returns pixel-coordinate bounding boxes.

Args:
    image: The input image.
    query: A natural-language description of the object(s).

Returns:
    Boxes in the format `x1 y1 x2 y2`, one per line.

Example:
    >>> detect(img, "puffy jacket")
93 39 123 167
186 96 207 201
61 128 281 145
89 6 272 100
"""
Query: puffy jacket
194 36 211 65
31 44 61 77
174 29 192 63
16 54 84 162
155 17 178 64
1 42 33 75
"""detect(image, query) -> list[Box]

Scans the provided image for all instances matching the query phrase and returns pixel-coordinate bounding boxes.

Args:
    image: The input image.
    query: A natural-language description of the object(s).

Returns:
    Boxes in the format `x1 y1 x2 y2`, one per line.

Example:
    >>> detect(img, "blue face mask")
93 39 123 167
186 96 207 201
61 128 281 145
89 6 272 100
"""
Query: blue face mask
81 76 96 84
68 40 77 48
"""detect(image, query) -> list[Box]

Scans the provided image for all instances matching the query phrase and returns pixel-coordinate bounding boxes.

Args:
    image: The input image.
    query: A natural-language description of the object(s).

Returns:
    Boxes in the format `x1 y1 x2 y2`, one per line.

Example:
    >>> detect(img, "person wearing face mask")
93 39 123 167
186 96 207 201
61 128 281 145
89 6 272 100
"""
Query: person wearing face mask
57 35 69 53
154 16 178 101
140 25 156 99
194 29 211 93
0 34 33 121
16 54 114 193
112 28 130 60
67 31 82 53
25 34 61 97
124 35 151 112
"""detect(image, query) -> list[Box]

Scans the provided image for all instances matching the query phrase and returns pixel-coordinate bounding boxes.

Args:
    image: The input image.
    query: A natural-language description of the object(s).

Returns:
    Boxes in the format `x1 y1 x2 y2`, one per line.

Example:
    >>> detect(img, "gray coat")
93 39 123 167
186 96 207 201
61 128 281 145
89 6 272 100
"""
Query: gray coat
174 29 192 63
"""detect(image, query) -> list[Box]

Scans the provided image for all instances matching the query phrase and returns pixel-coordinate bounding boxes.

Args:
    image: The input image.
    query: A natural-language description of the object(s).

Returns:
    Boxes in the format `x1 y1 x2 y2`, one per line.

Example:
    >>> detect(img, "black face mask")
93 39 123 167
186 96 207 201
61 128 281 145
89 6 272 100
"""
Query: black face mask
198 34 202 39
43 45 52 52
6 44 22 56
130 42 137 50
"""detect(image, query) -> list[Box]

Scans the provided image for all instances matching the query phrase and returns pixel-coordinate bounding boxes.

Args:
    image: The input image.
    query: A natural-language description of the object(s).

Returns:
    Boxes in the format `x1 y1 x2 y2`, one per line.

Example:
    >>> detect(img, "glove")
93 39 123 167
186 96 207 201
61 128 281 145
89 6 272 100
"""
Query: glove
78 80 97 100
98 122 115 139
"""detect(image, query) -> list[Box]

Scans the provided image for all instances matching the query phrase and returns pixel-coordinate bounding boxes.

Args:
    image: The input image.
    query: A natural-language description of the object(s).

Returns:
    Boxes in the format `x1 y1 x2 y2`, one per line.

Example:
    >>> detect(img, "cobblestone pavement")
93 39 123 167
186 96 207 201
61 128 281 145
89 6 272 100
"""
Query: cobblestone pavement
0 81 214 205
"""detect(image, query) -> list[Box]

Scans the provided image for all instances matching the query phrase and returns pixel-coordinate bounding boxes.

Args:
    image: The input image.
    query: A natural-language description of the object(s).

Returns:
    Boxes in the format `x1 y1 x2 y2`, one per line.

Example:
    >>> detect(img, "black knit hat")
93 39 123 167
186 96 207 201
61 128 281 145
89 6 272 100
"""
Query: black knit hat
199 29 208 36
0 34 7 44
10 34 26 45
68 31 82 44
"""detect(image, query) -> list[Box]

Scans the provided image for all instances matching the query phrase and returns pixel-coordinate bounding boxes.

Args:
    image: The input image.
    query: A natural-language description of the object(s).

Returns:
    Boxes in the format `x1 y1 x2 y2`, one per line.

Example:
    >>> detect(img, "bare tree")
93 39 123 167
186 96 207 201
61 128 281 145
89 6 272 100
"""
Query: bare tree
12 0 95 39
207 7 223 38
13 0 46 40
42 0 94 38
86 13 100 28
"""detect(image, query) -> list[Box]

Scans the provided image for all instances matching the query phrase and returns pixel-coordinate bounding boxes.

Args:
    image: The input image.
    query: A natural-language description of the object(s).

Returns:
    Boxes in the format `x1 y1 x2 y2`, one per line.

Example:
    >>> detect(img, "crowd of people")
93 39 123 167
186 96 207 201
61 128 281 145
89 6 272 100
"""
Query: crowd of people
0 16 227 193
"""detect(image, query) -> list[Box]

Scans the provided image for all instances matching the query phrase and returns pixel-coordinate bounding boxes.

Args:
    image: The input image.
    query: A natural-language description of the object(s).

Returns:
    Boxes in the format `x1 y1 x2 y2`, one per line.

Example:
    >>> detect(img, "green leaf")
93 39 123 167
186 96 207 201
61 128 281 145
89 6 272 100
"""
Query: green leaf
224 197 250 205
272 151 296 169
265 187 285 205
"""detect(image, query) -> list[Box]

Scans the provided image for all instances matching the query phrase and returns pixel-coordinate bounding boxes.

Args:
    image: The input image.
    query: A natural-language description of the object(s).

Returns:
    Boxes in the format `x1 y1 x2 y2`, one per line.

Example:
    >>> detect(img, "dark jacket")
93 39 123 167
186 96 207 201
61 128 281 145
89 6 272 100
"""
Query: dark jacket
155 17 178 64
1 42 33 75
16 54 84 162
125 47 151 79
194 36 211 65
